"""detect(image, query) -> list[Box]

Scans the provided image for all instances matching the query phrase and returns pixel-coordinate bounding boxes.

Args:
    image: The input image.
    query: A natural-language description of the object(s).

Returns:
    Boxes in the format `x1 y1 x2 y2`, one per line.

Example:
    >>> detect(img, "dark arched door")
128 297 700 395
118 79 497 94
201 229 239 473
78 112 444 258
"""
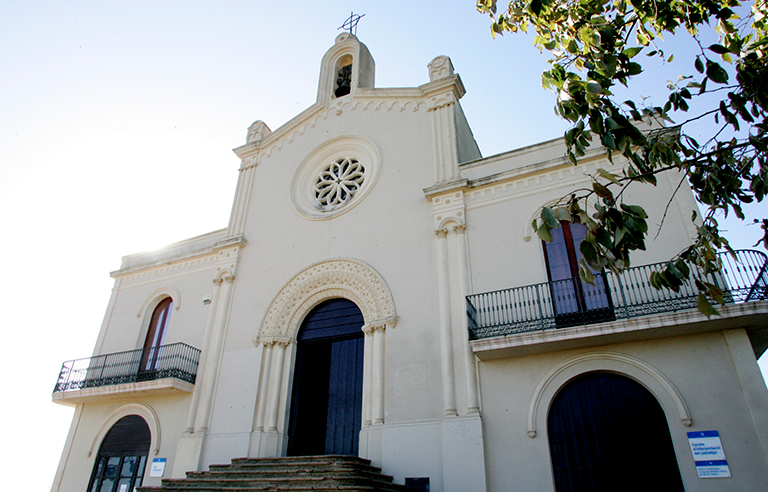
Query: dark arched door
288 298 364 456
548 372 684 492
87 415 151 492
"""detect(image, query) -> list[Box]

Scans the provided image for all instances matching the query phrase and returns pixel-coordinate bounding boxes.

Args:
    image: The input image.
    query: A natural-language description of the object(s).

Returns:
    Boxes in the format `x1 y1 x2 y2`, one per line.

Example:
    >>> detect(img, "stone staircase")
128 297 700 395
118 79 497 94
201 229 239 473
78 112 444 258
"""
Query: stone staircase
139 455 407 492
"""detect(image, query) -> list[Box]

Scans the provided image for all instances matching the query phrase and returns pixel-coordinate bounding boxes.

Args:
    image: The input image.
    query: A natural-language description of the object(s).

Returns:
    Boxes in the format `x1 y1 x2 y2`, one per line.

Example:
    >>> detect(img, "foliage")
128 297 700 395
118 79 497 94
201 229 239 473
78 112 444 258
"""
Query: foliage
477 0 768 314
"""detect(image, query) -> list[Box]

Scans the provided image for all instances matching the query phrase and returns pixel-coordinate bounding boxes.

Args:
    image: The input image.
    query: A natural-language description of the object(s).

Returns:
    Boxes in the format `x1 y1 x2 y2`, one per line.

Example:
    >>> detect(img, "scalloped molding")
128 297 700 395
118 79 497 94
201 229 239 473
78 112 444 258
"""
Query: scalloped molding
256 258 396 342
88 402 161 457
251 100 428 167
526 351 692 438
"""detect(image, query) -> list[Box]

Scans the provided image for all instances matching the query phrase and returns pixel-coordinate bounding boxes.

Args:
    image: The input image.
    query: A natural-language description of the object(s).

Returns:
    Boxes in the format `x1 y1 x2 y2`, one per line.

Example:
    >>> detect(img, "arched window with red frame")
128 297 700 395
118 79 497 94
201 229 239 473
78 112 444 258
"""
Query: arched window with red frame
542 221 614 327
139 297 173 375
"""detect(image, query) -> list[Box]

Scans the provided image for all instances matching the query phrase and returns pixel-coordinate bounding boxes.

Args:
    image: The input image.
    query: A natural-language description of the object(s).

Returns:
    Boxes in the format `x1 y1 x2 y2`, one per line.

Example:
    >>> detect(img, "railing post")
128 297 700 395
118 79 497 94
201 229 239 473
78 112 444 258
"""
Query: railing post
536 283 545 330
614 271 629 319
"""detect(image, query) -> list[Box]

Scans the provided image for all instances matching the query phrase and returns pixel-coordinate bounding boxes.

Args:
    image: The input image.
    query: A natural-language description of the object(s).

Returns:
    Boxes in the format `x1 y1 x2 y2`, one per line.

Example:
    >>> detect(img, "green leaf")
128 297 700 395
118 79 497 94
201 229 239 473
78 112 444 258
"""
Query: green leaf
580 240 598 263
694 56 704 73
537 223 553 242
619 203 647 218
541 206 559 228
626 62 642 75
597 168 621 184
579 265 595 285
708 44 729 54
696 293 720 318
622 47 643 58
592 182 614 201
706 61 729 84
586 81 603 94
555 207 572 221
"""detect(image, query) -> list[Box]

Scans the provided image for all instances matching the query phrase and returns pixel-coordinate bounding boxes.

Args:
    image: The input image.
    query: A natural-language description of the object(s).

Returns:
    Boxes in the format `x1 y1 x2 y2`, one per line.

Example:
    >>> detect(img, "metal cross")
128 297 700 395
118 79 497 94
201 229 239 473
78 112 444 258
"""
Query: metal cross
338 12 365 35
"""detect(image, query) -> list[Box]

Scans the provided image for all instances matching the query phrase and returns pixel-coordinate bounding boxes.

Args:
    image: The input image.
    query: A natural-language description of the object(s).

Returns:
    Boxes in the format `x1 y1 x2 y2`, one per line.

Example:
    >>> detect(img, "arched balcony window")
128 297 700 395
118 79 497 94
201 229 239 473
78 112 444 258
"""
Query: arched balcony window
140 297 173 375
542 221 614 327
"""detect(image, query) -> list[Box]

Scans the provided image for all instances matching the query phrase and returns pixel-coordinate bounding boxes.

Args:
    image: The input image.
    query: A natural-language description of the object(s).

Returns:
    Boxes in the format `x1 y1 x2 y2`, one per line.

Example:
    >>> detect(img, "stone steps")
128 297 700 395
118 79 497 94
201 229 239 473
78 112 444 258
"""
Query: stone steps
139 456 406 492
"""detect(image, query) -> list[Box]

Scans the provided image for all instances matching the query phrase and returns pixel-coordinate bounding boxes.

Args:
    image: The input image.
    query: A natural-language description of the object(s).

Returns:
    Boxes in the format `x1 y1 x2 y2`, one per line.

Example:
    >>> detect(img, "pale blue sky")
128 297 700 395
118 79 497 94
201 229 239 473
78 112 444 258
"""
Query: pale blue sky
1 2 764 490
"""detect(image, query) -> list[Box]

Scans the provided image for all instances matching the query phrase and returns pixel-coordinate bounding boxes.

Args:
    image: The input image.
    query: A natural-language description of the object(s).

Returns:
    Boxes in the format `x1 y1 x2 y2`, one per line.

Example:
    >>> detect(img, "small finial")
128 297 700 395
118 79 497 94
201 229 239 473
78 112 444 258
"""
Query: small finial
338 12 364 35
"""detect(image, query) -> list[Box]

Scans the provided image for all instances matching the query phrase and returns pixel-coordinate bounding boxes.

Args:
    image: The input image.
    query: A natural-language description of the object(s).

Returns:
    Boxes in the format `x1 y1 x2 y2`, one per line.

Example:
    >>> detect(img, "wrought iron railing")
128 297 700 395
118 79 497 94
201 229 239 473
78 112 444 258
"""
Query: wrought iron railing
54 342 201 393
467 249 768 340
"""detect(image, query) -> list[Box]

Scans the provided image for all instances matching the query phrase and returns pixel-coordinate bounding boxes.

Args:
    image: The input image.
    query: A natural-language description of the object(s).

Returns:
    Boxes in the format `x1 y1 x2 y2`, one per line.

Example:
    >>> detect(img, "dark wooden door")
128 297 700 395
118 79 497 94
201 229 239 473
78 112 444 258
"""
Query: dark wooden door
288 299 364 456
548 372 684 492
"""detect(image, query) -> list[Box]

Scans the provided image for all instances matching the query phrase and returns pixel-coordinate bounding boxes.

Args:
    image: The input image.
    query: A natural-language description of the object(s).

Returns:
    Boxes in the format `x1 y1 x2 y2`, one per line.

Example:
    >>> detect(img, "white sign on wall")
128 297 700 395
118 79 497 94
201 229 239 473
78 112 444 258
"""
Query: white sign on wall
687 430 731 478
150 458 167 478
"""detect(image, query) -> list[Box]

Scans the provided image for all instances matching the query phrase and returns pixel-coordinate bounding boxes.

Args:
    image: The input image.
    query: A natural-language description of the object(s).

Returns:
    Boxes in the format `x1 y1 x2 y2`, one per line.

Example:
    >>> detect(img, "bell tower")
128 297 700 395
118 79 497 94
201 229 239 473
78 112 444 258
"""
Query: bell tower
316 33 375 106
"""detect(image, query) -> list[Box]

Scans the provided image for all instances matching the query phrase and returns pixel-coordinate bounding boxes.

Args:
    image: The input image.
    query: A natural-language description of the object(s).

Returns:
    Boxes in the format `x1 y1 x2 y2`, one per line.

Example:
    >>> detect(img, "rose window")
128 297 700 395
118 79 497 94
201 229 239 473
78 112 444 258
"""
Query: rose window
314 158 366 209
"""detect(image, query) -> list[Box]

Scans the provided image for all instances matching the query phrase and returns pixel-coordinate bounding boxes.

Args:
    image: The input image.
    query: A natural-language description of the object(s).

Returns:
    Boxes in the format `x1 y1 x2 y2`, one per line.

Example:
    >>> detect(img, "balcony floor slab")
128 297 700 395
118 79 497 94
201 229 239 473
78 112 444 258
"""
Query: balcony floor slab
470 301 768 360
52 377 194 406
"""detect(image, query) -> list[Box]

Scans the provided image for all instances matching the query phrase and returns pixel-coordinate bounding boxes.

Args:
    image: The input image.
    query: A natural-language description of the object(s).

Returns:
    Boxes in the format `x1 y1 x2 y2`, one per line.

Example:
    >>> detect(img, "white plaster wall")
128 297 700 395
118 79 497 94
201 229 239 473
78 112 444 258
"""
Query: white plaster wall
465 154 700 295
53 394 193 492
478 330 768 492
200 95 448 467
94 267 217 357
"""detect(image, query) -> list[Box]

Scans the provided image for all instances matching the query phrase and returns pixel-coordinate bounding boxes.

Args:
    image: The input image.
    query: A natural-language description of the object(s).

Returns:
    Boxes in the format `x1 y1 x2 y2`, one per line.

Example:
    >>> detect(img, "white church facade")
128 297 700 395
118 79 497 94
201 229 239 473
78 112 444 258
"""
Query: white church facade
52 34 768 492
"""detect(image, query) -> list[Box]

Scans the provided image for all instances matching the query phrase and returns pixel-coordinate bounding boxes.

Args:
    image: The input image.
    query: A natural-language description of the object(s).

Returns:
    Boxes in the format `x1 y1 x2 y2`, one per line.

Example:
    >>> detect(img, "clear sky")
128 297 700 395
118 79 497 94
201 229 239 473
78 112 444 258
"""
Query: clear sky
1 2 765 490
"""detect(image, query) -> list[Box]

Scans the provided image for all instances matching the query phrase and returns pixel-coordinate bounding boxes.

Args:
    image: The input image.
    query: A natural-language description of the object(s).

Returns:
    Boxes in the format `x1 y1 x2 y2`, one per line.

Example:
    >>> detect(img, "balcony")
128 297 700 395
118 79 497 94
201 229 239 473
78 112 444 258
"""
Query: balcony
467 249 768 344
52 342 201 405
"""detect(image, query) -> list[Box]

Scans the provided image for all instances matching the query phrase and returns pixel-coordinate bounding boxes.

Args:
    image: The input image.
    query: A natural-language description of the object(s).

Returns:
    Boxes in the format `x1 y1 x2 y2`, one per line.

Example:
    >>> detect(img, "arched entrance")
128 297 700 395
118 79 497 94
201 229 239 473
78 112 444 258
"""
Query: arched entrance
87 415 151 492
287 298 364 456
547 372 684 492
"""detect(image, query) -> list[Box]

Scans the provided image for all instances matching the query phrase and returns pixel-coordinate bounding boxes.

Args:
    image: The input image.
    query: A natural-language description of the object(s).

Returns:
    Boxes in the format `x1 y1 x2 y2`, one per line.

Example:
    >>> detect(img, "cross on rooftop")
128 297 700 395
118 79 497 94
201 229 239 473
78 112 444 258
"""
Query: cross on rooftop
338 12 364 35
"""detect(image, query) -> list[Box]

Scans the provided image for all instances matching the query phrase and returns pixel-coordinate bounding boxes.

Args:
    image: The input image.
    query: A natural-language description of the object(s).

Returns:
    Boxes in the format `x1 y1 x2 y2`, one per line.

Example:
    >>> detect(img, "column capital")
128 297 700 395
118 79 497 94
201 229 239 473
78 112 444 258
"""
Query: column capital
213 278 224 286
453 224 467 235
435 228 448 239
252 335 294 347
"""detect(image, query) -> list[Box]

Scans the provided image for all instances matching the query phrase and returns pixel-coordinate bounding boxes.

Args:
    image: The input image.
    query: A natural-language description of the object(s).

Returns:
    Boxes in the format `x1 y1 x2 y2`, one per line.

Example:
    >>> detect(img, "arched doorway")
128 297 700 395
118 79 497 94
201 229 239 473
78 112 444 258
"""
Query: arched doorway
547 372 684 492
287 298 364 456
87 415 151 492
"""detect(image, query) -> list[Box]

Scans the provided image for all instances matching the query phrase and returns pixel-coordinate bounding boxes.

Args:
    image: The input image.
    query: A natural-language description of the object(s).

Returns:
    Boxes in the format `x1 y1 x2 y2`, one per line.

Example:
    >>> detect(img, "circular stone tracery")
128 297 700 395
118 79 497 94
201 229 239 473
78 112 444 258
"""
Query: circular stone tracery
290 135 381 220
314 158 366 209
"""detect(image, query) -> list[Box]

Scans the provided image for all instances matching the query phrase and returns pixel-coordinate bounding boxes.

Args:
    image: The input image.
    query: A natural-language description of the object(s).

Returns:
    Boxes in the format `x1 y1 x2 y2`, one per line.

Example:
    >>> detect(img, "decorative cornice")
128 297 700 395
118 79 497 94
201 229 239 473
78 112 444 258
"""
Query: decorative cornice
111 235 247 279
423 178 469 200
419 73 466 101
462 160 610 213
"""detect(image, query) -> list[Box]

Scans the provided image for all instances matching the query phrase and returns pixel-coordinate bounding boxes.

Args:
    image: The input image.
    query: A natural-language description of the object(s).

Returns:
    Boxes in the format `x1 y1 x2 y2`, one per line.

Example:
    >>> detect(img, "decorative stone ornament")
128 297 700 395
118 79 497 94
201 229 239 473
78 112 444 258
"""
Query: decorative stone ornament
314 158 366 209
428 56 454 82
290 134 381 220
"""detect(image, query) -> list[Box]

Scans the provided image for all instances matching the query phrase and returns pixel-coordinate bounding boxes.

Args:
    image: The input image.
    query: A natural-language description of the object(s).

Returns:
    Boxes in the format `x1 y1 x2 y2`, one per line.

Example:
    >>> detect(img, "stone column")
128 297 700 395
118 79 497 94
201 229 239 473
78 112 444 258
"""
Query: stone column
454 224 480 414
252 341 274 432
266 341 289 431
194 274 235 432
435 228 457 416
428 95 459 183
372 324 386 424
185 277 222 431
362 325 374 427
